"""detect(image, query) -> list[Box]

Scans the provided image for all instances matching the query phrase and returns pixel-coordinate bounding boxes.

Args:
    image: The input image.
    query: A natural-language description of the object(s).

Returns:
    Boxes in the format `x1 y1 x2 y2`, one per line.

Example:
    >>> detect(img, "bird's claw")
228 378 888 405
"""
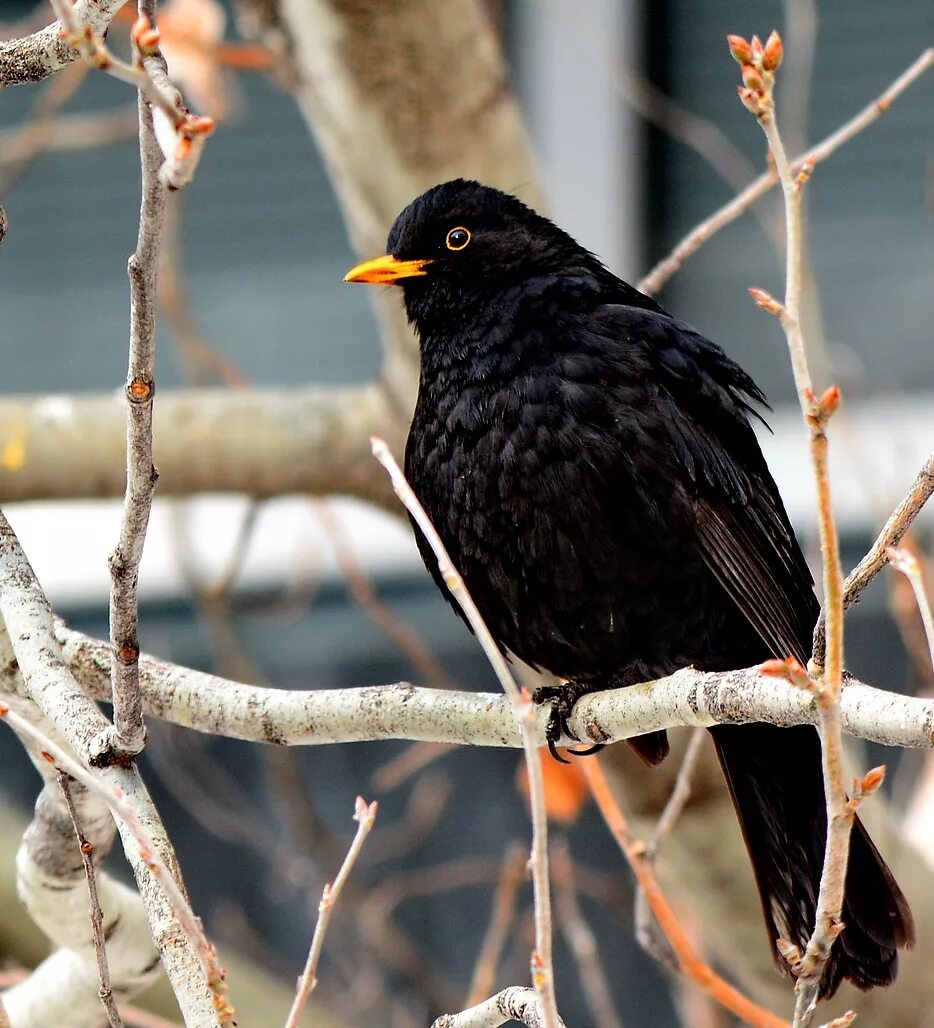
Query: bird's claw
533 683 603 762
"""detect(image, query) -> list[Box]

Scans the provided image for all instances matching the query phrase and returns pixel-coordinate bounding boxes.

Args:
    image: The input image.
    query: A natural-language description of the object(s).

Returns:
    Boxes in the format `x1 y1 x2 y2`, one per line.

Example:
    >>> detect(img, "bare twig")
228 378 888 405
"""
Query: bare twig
46 0 214 186
371 437 561 1028
639 48 933 296
467 844 528 1005
583 758 788 1028
813 454 934 666
96 2 169 764
888 548 934 672
58 772 124 1028
314 499 460 691
432 987 567 1028
285 796 378 1028
734 32 858 1024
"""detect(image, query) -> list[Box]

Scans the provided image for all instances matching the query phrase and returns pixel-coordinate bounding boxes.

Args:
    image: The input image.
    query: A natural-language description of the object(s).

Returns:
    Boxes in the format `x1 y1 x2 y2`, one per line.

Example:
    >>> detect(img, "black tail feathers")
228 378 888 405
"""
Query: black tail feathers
711 722 914 998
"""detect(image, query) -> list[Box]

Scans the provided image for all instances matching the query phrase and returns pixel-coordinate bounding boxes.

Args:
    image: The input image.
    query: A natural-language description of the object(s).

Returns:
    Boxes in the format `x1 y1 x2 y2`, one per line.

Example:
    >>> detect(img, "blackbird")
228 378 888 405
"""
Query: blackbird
345 179 913 996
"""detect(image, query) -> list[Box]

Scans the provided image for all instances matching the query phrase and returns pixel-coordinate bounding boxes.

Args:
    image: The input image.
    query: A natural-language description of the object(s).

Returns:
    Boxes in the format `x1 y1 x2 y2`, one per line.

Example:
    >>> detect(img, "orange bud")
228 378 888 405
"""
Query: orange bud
819 383 841 416
0 702 7 716
726 34 753 64
748 286 783 315
750 34 764 61
860 764 887 795
762 30 784 71
796 158 815 186
741 63 766 93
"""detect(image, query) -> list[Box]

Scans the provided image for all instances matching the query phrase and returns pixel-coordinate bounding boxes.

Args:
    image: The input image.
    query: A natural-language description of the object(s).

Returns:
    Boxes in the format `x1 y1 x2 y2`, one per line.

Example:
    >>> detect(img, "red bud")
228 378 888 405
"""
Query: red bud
741 63 766 93
726 34 753 64
762 30 784 71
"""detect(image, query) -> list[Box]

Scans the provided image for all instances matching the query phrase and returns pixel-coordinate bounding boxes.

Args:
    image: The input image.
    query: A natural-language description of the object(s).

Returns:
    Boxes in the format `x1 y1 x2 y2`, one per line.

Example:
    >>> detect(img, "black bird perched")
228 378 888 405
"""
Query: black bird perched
345 179 913 997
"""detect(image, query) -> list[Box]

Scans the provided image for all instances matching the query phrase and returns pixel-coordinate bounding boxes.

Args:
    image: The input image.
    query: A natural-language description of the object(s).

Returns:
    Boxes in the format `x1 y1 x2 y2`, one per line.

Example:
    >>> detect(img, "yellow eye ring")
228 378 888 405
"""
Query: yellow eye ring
446 226 471 251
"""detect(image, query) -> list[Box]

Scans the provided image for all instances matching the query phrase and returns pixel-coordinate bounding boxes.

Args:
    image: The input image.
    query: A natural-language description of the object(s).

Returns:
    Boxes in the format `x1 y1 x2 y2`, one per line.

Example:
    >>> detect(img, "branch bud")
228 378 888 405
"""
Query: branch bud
796 157 815 186
741 63 766 94
858 764 887 797
762 30 784 71
759 656 815 691
737 86 762 114
818 384 841 417
750 35 764 61
748 286 784 316
726 34 753 64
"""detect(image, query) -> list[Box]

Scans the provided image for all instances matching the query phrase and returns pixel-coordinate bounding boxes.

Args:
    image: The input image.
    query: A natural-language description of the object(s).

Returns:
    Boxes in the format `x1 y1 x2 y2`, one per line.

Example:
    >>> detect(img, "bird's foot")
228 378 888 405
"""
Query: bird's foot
532 682 605 763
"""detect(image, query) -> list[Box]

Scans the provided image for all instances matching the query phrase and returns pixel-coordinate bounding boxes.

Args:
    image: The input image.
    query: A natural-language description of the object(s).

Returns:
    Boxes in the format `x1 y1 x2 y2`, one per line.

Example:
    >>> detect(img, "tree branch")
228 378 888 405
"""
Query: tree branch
0 383 399 508
0 0 127 88
50 622 934 752
638 47 933 296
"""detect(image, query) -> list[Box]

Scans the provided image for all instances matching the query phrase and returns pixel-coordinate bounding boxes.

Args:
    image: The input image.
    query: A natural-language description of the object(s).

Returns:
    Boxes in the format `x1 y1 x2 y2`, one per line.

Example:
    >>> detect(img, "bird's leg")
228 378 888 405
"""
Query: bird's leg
532 680 605 763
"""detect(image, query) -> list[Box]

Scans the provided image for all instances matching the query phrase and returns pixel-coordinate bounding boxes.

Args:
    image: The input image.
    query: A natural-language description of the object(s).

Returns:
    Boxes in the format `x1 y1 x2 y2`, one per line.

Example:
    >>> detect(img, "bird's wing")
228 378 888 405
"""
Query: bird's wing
595 304 818 664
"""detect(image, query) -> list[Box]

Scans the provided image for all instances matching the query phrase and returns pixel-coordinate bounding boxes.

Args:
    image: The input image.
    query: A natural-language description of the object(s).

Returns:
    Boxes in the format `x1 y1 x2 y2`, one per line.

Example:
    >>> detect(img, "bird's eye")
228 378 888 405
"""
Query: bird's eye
446 227 471 251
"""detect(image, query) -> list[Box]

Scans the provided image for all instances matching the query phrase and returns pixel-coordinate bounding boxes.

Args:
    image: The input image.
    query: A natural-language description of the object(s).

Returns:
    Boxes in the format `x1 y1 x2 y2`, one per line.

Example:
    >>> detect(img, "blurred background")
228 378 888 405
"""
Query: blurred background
1 0 932 1025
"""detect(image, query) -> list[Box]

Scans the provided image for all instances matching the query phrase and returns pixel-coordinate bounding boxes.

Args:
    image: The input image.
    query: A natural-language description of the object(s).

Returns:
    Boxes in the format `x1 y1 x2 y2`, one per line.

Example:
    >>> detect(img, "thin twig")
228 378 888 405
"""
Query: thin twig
314 499 461 691
639 48 933 296
813 454 934 666
0 699 236 1026
735 32 855 1024
582 758 788 1028
46 0 214 186
371 437 561 1028
467 843 528 1005
888 548 934 673
552 840 625 1028
635 728 707 968
58 772 124 1028
97 0 169 763
285 796 378 1028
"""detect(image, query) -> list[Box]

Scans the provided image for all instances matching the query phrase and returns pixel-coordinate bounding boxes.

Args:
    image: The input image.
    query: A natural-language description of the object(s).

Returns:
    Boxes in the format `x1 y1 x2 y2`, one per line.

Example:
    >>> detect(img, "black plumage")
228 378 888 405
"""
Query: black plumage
345 179 913 997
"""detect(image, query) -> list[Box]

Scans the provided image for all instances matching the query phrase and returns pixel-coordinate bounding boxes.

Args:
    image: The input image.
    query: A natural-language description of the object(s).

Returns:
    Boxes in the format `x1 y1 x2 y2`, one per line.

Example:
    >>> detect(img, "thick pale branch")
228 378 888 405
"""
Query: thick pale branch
0 512 220 1026
52 624 934 751
0 383 399 507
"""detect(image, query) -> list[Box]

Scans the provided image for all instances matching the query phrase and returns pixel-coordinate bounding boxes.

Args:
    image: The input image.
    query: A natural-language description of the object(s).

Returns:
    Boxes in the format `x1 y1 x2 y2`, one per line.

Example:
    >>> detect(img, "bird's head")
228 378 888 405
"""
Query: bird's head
344 179 605 333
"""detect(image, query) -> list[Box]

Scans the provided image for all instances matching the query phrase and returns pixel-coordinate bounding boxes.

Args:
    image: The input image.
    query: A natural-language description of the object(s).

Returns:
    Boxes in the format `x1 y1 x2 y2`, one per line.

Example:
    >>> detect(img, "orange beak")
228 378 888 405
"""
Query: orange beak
344 254 432 285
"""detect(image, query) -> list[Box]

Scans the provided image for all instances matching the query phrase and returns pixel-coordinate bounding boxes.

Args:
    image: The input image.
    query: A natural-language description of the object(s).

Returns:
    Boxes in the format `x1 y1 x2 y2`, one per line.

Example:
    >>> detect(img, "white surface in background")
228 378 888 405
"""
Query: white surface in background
3 395 931 609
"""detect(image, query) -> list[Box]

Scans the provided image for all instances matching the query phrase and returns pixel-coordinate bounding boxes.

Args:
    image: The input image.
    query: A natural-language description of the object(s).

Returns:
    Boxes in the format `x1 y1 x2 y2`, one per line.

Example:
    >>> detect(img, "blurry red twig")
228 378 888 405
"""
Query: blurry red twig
582 758 788 1028
466 843 528 1005
636 727 707 968
552 839 624 1028
314 499 460 691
